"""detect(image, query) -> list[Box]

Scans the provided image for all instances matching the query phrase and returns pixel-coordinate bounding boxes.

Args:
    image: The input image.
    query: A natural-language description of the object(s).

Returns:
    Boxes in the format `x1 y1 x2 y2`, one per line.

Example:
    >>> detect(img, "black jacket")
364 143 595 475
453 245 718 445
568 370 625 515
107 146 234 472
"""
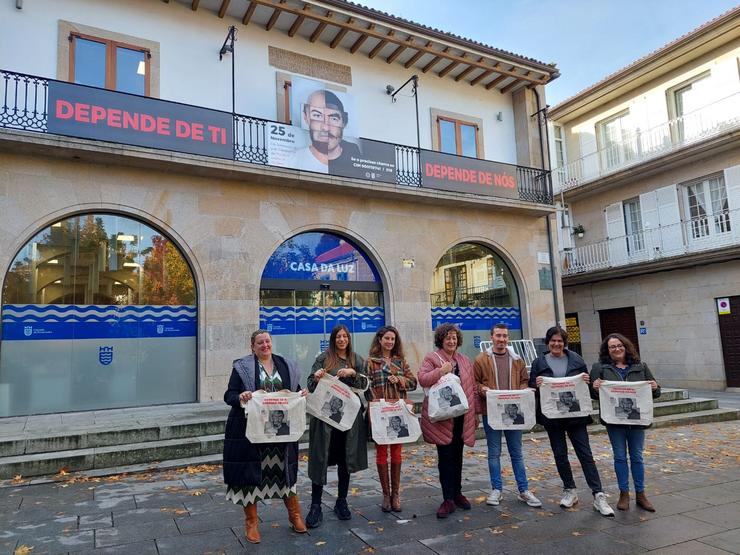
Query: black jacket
222 353 300 488
528 349 592 429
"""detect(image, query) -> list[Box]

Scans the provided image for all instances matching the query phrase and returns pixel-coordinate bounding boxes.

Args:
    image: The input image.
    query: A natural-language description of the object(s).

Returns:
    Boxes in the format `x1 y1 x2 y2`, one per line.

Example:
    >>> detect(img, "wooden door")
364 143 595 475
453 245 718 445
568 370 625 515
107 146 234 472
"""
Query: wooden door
717 296 740 388
599 306 640 354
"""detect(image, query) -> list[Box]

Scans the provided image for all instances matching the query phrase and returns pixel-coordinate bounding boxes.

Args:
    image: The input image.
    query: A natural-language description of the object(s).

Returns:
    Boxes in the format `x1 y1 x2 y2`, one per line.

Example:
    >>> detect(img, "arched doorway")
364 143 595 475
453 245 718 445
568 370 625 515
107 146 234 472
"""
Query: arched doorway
0 213 197 416
430 243 522 361
260 231 384 382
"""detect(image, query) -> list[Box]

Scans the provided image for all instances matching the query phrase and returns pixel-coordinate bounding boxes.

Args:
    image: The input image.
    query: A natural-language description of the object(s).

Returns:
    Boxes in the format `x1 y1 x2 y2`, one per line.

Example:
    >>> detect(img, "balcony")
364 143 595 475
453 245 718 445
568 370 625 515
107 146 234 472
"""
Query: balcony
553 92 740 194
0 69 552 206
561 208 740 277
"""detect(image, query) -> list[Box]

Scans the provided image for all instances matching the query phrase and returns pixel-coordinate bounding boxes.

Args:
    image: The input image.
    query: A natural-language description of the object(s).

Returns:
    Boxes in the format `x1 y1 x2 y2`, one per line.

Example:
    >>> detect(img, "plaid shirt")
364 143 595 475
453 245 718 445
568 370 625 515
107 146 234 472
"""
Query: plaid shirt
364 356 417 401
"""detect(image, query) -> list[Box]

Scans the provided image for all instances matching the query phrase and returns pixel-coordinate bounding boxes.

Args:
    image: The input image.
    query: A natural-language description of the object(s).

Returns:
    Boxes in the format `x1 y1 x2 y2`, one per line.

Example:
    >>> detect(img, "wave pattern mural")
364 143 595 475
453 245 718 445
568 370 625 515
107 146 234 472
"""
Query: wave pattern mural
260 306 384 336
431 306 521 331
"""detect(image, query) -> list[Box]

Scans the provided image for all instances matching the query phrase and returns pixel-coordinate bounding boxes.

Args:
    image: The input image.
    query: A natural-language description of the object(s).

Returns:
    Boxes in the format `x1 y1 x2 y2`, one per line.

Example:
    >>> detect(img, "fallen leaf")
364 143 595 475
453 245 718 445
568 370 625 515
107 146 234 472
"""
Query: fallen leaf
315 541 326 546
190 490 205 496
396 519 410 524
14 546 34 555
271 523 280 528
491 528 504 535
11 475 25 485
572 531 583 536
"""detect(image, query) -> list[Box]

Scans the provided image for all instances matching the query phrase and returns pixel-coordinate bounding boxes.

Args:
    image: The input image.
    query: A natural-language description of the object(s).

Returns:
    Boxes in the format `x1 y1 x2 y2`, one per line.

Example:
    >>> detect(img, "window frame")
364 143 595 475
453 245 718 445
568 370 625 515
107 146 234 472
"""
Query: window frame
681 173 730 239
435 114 482 158
552 123 567 169
69 31 151 96
666 71 711 142
596 109 631 170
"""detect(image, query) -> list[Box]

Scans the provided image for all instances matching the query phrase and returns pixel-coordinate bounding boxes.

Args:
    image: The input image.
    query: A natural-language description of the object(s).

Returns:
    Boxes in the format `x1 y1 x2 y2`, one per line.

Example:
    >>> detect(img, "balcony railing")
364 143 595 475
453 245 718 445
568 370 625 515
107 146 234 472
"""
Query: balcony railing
553 92 740 193
561 208 740 276
430 283 514 307
0 69 552 205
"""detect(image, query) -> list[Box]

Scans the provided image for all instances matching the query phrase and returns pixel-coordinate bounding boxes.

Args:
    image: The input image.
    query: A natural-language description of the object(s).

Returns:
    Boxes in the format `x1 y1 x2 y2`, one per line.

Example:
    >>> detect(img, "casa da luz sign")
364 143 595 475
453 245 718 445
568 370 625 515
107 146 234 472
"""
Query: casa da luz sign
47 81 233 159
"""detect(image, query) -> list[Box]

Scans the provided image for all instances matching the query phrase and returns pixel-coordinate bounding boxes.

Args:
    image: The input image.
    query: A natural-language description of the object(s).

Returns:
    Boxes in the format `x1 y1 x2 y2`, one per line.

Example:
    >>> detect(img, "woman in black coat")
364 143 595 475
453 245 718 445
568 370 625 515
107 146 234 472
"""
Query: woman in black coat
529 326 614 517
223 329 308 544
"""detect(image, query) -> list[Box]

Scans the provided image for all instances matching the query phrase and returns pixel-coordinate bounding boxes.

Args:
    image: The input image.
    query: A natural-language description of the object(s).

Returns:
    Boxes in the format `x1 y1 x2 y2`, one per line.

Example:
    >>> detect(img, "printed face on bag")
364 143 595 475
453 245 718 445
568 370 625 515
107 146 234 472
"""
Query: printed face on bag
437 385 461 408
502 403 524 425
320 395 345 423
556 391 581 413
616 397 641 419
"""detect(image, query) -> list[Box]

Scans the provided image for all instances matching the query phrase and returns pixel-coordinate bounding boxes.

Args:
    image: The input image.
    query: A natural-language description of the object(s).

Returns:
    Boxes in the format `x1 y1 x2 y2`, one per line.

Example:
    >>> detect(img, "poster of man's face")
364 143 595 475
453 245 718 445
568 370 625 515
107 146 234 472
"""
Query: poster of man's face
615 397 641 420
264 409 290 436
437 385 461 408
556 390 581 413
501 403 525 424
321 393 345 423
385 414 410 438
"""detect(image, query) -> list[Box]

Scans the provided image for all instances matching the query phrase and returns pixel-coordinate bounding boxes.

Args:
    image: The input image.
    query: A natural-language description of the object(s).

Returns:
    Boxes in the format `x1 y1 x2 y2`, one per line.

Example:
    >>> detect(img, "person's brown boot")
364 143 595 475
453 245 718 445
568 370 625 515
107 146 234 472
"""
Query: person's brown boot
377 463 391 512
284 495 307 533
390 462 402 512
636 491 655 512
243 503 260 544
617 491 630 511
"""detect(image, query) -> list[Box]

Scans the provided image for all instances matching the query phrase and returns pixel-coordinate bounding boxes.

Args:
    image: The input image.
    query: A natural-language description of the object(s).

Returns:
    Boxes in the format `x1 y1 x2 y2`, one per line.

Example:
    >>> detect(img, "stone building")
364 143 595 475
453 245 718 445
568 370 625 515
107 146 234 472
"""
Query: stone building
0 0 560 416
549 7 740 390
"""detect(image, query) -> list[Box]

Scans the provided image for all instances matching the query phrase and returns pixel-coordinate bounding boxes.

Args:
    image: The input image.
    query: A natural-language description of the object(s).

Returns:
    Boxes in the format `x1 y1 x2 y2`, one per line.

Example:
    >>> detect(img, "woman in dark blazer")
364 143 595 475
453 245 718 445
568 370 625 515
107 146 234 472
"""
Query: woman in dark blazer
223 329 308 544
529 326 614 517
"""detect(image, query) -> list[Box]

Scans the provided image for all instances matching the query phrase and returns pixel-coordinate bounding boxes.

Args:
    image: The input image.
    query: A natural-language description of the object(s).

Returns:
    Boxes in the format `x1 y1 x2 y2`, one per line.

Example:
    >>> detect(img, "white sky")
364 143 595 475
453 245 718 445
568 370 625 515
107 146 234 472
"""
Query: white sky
361 0 739 105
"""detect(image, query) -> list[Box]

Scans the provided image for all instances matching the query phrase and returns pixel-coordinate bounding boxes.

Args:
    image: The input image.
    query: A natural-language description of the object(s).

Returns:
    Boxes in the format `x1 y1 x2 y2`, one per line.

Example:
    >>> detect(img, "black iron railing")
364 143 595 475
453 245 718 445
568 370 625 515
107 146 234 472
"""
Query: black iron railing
0 69 552 204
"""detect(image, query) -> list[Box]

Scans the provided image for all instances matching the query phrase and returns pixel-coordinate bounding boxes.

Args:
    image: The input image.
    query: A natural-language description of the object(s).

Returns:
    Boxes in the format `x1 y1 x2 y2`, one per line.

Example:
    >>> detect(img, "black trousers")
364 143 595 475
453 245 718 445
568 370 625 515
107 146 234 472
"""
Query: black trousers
436 416 465 501
546 423 602 494
312 427 350 504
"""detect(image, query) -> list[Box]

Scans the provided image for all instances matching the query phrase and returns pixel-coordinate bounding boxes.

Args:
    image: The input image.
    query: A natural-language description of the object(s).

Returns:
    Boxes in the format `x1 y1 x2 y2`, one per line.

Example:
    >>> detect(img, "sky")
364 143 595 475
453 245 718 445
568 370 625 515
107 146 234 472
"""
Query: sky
360 0 739 106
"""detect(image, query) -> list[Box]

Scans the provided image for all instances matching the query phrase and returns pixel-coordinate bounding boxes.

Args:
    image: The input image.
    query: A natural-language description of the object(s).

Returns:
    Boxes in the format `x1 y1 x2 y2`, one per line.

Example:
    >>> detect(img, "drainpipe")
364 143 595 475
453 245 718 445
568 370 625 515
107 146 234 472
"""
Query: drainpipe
531 86 561 326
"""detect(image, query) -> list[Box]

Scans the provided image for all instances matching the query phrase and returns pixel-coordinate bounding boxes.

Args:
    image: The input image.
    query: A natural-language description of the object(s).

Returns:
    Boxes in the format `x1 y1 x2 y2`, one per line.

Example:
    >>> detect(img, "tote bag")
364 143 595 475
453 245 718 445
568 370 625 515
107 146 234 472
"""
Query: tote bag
370 398 422 445
245 391 306 443
486 389 535 431
306 374 362 432
599 380 654 426
540 376 592 419
426 373 469 422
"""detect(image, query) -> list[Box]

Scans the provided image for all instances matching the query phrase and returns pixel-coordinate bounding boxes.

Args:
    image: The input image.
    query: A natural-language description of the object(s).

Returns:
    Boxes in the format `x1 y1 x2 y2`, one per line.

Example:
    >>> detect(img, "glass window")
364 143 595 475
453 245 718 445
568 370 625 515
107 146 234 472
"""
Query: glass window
430 243 522 361
684 175 730 239
553 125 566 168
598 111 631 169
1 213 197 417
437 116 481 158
71 34 149 95
623 197 644 252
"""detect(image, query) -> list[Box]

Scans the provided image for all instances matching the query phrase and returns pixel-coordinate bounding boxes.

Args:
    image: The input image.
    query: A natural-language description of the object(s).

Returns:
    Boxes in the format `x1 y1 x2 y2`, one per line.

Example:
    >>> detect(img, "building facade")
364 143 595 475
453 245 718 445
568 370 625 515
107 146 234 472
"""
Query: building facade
549 7 740 390
0 0 561 416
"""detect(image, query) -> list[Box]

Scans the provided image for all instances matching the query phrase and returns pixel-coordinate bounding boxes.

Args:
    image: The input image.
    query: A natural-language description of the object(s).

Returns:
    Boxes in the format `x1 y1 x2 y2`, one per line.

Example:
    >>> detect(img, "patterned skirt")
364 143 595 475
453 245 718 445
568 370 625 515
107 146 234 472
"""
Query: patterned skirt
225 446 297 506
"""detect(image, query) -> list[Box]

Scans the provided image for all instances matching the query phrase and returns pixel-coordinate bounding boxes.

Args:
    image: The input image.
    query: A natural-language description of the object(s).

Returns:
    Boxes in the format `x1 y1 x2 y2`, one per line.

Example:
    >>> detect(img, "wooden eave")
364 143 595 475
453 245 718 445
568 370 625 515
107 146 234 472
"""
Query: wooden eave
174 0 559 92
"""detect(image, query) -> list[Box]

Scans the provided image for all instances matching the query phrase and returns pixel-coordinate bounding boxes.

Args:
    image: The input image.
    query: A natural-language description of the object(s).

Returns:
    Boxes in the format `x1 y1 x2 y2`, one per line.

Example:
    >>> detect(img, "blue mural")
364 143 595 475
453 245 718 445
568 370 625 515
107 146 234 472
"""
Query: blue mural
260 305 385 336
261 232 380 282
431 306 522 331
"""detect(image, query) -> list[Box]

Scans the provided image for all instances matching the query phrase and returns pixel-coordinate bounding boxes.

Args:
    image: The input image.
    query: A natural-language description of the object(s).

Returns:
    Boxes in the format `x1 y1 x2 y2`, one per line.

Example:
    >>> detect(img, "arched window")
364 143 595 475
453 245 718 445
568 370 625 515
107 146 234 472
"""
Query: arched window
0 213 197 416
260 231 383 382
430 243 521 360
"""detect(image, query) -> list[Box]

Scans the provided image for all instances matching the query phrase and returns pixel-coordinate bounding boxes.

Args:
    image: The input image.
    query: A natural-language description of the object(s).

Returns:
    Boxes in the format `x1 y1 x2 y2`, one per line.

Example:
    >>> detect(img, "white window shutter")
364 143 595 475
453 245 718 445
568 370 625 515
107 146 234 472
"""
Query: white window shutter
724 165 740 239
605 202 627 265
639 191 659 258
656 184 683 255
556 203 573 250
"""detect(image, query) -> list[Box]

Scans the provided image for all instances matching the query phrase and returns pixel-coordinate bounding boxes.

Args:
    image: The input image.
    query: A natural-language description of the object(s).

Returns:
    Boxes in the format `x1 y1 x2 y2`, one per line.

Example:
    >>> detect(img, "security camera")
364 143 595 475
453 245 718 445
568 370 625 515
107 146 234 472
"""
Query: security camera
385 85 395 95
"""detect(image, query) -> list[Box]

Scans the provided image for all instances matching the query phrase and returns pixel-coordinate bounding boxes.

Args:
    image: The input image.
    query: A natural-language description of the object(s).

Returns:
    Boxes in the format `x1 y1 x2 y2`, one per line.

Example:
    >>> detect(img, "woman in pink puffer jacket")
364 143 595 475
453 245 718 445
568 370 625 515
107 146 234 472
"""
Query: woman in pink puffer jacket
419 323 477 519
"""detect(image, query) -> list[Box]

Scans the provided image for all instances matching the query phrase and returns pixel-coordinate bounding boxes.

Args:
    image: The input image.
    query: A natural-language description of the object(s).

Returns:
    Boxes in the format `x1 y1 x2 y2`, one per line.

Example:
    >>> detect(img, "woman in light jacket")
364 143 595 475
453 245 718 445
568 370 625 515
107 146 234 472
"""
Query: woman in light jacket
365 325 417 512
222 329 307 544
591 333 660 512
419 323 477 519
305 324 368 528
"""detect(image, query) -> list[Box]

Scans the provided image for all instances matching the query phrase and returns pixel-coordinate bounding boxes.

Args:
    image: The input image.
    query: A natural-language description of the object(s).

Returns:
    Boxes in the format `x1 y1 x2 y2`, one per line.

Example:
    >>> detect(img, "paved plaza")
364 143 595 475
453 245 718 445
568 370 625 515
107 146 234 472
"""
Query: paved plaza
1 420 739 555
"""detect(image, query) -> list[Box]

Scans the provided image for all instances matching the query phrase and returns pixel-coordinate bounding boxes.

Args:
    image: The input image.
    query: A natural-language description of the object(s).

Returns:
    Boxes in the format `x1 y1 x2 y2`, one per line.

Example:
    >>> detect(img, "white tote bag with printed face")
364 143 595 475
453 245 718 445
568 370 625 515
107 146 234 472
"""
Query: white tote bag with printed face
426 373 469 422
540 376 592 419
245 391 306 443
486 389 536 431
306 374 361 432
370 399 422 445
599 380 653 426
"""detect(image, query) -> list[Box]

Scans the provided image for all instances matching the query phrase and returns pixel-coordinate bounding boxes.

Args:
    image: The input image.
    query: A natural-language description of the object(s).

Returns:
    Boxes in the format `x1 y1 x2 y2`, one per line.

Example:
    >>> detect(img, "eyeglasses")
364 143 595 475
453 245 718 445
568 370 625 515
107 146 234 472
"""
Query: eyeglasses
608 344 625 351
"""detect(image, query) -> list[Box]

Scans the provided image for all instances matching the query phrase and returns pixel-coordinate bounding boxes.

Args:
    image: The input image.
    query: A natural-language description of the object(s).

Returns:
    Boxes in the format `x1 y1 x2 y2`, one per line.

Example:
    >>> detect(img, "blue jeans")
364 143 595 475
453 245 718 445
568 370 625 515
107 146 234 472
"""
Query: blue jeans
606 425 645 493
482 415 528 492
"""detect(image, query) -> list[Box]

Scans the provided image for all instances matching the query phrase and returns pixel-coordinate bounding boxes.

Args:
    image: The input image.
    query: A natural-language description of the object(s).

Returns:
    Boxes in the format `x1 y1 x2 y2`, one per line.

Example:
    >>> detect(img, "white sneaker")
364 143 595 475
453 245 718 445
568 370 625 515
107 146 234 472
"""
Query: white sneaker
486 489 502 506
559 488 578 508
518 490 542 507
593 492 615 517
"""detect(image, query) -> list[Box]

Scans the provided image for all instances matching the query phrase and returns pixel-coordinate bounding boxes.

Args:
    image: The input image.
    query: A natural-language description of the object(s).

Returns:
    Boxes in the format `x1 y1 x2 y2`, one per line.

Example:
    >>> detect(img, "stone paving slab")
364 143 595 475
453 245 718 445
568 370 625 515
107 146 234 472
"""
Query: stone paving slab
0 420 737 554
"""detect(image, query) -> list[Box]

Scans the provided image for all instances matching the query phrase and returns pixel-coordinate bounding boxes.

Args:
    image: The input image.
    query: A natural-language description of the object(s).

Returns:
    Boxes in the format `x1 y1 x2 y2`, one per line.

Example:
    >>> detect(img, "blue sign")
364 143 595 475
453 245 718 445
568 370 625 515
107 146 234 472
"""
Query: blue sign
98 346 114 365
639 327 647 335
473 335 482 349
261 232 380 282
431 306 522 332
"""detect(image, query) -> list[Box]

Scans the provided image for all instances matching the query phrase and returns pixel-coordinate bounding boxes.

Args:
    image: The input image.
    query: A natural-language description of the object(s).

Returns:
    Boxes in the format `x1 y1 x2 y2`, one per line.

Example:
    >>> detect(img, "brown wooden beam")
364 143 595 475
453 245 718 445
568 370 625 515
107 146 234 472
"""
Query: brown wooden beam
500 77 526 94
403 41 432 68
454 61 479 82
469 69 493 87
368 30 394 59
247 0 547 85
265 0 285 31
218 0 230 18
242 1 257 25
485 72 511 90
288 6 309 37
437 58 461 78
329 17 353 48
349 24 374 53
191 0 199 10
386 38 411 64
309 12 331 42
422 47 449 73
